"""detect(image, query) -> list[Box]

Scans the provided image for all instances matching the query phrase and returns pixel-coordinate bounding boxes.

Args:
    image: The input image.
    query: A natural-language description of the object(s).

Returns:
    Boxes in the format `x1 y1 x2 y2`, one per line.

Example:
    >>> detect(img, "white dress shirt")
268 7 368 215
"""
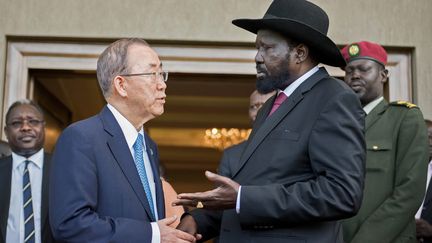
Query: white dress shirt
416 160 432 219
107 104 160 243
236 65 320 213
6 149 44 243
363 96 384 114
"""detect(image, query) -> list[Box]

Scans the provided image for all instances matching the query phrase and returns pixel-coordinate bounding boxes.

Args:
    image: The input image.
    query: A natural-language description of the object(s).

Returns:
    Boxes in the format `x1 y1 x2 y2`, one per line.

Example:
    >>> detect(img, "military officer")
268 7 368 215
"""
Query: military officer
341 41 429 243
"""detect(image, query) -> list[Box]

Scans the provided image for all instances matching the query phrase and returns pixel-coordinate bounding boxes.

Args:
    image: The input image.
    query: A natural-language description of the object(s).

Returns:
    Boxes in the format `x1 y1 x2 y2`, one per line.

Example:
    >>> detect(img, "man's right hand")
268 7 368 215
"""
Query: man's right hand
158 216 198 242
176 215 201 239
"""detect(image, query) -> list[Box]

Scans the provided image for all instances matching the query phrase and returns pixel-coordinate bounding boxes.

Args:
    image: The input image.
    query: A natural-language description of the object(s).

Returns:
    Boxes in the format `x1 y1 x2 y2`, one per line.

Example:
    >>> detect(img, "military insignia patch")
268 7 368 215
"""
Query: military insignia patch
348 44 360 57
391 101 418 108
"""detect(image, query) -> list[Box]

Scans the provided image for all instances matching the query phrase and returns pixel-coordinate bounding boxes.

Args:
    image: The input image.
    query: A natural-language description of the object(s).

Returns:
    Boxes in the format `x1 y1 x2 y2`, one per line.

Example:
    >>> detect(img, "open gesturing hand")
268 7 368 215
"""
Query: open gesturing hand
172 171 239 210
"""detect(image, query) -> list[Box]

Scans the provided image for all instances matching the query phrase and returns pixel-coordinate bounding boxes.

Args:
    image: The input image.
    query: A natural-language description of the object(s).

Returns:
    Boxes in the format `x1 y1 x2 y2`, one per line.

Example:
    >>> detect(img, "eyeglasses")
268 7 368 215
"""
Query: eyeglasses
120 71 168 82
7 119 45 129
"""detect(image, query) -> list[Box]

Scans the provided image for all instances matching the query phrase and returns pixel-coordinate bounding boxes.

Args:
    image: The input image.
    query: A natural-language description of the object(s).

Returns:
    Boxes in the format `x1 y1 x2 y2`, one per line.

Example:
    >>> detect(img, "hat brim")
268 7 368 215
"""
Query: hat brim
232 18 346 68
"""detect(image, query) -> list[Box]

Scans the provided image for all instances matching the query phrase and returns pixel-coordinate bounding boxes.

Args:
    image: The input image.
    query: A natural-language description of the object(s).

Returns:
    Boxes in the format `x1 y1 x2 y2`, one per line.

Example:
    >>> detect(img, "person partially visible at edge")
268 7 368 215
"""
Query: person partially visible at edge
0 99 57 243
341 41 429 243
49 38 197 242
173 0 366 242
159 164 185 228
416 119 432 243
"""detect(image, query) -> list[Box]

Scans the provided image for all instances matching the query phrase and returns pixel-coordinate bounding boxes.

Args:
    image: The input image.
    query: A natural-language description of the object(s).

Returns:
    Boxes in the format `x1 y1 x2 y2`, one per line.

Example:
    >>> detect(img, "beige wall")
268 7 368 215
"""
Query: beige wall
0 0 431 117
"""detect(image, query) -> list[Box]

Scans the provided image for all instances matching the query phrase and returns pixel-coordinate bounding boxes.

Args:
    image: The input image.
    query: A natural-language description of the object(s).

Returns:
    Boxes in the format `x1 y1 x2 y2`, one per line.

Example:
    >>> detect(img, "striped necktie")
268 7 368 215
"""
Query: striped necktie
23 160 35 243
133 134 155 219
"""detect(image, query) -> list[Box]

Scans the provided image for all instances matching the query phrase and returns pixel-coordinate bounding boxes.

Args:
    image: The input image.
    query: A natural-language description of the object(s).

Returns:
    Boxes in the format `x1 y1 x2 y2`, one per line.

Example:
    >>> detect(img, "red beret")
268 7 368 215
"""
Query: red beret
341 41 387 66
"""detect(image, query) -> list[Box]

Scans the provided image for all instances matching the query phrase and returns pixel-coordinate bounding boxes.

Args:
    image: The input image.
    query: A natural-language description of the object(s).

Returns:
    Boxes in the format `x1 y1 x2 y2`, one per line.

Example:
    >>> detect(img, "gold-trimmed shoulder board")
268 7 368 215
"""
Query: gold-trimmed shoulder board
390 100 418 108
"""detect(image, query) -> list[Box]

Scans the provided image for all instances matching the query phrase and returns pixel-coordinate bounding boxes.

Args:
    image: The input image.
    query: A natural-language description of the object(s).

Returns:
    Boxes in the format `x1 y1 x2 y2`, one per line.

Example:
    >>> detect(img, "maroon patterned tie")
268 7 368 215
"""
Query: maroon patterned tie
268 92 288 117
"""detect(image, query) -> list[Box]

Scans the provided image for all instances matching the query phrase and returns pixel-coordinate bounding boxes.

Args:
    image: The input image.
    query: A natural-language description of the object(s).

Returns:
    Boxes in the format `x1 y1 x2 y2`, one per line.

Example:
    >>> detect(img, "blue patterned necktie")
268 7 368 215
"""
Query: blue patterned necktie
133 133 155 219
23 160 35 243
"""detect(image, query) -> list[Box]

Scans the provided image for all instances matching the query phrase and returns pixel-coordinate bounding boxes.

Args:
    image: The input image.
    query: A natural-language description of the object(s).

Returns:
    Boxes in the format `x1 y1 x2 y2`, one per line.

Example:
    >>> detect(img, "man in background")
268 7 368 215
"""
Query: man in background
341 41 429 243
49 38 196 242
248 90 276 123
416 119 432 242
0 100 56 243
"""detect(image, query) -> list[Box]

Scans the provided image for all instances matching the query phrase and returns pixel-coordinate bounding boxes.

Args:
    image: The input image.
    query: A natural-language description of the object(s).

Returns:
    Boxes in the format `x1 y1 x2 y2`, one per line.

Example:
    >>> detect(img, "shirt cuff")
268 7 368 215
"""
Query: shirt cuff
236 186 242 214
151 222 161 243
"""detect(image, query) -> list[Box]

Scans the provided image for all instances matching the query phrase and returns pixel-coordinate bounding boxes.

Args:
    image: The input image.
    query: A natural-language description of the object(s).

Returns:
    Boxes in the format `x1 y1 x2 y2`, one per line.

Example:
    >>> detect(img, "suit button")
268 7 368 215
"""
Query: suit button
372 145 378 150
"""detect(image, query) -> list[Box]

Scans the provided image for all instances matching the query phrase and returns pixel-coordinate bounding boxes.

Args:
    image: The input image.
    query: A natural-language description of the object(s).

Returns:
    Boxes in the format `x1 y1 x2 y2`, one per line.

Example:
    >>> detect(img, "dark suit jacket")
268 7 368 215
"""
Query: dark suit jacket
49 106 165 243
343 100 429 243
190 67 366 243
218 141 247 178
0 153 55 243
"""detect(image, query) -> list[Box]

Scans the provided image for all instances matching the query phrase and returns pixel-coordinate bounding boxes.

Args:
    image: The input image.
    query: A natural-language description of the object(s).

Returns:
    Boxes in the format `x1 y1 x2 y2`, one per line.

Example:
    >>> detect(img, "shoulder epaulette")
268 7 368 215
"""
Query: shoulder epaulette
390 100 418 109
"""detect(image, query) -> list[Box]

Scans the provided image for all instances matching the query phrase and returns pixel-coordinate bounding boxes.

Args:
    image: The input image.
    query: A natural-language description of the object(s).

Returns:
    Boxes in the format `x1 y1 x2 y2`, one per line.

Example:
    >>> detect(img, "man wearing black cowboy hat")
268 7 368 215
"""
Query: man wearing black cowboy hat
173 0 366 242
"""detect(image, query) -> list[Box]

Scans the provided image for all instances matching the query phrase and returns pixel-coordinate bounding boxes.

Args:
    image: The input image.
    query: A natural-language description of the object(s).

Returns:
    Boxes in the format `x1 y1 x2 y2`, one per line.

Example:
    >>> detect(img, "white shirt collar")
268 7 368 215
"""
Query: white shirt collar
363 96 384 115
12 148 44 170
280 65 320 97
107 104 145 150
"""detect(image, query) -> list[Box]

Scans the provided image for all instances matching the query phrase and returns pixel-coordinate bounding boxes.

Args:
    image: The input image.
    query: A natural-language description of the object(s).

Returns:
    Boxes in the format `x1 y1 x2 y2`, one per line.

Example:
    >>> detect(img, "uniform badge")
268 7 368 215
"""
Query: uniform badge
348 44 360 57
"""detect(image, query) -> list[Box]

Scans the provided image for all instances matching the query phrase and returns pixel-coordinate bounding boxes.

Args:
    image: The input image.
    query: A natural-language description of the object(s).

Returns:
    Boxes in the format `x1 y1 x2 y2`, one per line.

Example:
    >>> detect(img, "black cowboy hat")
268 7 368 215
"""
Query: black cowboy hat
232 0 345 67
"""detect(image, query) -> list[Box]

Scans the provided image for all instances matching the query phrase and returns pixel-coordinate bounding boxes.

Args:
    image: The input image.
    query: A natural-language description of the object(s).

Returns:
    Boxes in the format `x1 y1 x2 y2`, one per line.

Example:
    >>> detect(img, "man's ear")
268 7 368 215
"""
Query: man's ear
113 75 128 97
380 68 389 84
294 44 309 64
4 126 9 140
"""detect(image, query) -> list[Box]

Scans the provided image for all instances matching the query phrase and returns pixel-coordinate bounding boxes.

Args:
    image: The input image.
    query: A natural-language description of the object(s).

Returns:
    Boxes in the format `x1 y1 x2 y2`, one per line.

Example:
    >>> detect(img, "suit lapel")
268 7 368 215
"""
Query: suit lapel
40 153 51 238
365 99 388 131
232 94 276 173
101 106 156 221
0 157 12 241
233 68 328 177
144 134 165 219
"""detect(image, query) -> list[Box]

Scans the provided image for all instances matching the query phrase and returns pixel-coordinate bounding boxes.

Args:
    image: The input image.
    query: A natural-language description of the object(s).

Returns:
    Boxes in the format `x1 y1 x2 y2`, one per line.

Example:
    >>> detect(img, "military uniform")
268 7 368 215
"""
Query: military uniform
343 99 429 243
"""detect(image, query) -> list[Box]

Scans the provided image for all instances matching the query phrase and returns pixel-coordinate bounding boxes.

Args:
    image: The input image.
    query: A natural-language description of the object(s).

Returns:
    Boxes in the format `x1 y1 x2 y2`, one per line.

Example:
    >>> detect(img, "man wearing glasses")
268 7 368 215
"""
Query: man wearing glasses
49 38 197 242
0 100 56 243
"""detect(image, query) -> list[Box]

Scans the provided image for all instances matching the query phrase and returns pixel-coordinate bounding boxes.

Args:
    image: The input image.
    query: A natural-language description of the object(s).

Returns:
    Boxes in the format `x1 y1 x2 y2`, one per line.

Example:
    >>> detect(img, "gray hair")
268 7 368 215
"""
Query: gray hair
5 99 44 123
96 38 149 97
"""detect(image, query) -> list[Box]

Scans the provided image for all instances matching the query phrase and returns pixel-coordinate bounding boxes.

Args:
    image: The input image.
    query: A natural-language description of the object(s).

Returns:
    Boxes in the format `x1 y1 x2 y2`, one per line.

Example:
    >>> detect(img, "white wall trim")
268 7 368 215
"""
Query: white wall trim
3 40 412 138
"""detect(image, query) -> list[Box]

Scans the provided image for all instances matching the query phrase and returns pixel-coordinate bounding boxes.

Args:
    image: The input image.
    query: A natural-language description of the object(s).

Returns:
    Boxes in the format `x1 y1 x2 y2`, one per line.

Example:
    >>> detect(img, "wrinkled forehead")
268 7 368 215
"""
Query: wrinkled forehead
127 44 162 70
257 29 284 38
346 58 380 69
251 92 275 104
8 105 42 120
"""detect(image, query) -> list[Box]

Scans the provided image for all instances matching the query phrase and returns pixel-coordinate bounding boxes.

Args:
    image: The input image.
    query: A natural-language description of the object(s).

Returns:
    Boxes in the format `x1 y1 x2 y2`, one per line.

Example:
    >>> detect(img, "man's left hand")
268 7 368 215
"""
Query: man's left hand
172 171 239 210
416 218 432 238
